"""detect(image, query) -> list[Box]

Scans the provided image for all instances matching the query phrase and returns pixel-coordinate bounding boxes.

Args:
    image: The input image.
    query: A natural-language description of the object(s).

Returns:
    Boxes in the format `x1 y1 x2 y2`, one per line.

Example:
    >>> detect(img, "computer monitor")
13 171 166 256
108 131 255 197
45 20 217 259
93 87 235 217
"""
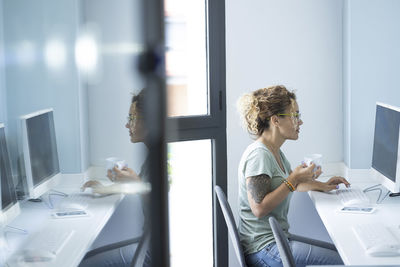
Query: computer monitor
371 102 400 193
20 109 61 199
0 123 20 226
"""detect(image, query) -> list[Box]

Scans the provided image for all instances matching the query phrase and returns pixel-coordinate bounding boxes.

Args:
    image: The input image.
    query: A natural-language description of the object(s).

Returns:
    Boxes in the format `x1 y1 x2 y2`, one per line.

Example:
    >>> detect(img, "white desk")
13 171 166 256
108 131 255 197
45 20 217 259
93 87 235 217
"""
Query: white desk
309 174 400 265
2 181 124 267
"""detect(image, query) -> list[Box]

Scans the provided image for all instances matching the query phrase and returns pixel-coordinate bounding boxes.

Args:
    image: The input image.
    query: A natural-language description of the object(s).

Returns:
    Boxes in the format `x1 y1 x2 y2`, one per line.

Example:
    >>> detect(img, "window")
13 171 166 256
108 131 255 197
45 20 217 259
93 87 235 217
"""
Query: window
165 0 227 266
168 140 213 266
165 0 208 117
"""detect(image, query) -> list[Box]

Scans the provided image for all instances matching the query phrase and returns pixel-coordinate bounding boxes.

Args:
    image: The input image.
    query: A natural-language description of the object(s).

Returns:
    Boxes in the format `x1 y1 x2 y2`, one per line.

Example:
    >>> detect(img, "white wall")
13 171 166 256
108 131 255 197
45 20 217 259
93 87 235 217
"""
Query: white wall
82 0 146 172
0 1 6 124
344 0 400 168
226 0 343 265
1 0 147 250
1 0 85 179
81 0 146 249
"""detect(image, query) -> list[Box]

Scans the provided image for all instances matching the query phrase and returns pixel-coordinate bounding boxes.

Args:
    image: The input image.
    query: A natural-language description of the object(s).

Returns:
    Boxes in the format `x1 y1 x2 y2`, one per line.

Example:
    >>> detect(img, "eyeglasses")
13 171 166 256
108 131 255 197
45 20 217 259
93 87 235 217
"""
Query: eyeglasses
277 112 302 121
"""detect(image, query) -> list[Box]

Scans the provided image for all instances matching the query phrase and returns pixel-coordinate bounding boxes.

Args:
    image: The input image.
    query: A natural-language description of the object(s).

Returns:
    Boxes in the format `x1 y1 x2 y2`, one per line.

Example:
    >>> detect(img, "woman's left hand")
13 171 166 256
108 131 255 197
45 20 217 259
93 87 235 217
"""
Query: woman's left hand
81 180 105 194
326 176 350 188
296 176 350 192
317 176 350 192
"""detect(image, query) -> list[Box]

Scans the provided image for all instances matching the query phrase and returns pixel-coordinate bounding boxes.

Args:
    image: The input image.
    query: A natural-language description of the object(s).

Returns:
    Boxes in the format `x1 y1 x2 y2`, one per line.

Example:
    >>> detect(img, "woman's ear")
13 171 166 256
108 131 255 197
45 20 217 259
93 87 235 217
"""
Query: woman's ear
270 115 280 127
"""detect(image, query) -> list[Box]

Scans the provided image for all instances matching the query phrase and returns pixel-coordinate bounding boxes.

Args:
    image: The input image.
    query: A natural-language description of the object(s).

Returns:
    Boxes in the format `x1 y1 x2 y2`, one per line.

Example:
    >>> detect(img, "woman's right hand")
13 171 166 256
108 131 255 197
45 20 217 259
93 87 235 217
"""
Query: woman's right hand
107 166 140 182
288 163 317 186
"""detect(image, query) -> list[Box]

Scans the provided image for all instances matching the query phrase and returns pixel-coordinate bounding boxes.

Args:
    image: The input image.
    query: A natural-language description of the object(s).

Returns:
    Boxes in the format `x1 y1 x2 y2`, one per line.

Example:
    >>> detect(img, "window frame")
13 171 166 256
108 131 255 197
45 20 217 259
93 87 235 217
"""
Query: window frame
165 0 227 266
142 0 227 265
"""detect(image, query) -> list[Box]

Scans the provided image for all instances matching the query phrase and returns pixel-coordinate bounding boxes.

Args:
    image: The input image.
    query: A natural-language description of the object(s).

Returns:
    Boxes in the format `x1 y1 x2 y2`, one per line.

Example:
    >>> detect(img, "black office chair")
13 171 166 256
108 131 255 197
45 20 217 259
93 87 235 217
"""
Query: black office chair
81 228 149 267
269 216 295 267
214 185 247 267
130 229 150 267
269 216 338 267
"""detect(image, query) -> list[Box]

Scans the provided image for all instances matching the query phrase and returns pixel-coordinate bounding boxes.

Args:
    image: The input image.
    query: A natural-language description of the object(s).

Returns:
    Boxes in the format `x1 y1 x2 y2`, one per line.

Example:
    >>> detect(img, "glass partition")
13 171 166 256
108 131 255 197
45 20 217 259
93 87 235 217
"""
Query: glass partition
0 0 165 266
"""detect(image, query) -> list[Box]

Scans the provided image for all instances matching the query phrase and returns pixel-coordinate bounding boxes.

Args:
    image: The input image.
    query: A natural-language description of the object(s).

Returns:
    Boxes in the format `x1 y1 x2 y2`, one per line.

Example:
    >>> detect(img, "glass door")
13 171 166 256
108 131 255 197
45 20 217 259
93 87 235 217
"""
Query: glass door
165 0 227 266
0 0 169 266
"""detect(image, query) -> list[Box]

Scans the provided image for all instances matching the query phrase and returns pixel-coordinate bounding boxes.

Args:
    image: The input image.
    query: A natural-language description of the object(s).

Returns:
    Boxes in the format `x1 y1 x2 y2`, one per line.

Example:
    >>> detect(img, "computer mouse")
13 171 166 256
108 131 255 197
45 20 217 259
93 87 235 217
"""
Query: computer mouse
18 249 56 263
344 198 366 207
336 183 350 190
81 187 93 194
366 244 400 257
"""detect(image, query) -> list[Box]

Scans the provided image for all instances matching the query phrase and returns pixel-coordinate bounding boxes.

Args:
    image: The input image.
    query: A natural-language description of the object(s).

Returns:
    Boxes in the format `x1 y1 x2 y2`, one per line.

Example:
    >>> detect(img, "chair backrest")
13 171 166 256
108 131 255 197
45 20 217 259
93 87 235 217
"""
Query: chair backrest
130 228 150 267
268 216 295 267
215 185 247 267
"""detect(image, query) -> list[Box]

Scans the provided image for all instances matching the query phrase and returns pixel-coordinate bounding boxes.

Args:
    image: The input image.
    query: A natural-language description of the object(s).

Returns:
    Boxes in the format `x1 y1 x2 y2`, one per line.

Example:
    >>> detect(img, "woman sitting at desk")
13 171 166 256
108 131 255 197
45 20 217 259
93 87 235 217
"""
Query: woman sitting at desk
83 89 149 189
80 89 150 267
237 85 348 267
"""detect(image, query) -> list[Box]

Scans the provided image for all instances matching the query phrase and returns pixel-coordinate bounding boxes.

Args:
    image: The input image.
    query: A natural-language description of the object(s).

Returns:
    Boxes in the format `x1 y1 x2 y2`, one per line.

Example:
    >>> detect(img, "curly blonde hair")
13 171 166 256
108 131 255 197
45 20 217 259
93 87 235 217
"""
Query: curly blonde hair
237 85 296 137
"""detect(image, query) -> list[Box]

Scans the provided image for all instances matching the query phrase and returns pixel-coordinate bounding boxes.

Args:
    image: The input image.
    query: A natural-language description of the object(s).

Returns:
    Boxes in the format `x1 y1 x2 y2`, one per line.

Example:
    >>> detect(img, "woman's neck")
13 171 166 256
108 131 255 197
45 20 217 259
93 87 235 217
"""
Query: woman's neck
257 130 284 154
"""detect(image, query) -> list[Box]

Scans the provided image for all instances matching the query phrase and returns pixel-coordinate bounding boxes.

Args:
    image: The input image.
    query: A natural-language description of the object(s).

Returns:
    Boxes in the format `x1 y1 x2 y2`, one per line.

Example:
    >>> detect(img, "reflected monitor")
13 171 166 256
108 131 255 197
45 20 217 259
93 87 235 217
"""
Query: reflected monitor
371 102 400 193
0 123 20 226
20 109 61 199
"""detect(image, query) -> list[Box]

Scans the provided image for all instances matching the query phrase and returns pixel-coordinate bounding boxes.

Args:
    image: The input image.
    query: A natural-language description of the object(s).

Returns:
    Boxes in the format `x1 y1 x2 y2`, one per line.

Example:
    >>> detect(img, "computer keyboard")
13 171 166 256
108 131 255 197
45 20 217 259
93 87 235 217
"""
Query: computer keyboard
353 223 400 257
24 226 75 255
336 186 370 206
57 193 92 210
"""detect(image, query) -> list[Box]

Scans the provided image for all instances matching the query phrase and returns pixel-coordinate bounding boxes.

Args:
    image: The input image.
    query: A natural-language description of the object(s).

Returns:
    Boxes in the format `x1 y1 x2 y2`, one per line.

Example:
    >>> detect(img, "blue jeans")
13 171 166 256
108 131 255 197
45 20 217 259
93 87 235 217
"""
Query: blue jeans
245 240 343 267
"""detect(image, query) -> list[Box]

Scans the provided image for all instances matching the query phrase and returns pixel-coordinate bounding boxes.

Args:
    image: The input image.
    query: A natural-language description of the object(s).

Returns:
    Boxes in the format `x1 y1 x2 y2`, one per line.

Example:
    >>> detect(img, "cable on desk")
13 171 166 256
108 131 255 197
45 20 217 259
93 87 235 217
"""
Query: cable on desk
363 184 390 204
378 190 391 203
363 184 381 192
49 189 68 197
3 225 29 247
47 190 68 209
5 225 28 235
38 196 54 209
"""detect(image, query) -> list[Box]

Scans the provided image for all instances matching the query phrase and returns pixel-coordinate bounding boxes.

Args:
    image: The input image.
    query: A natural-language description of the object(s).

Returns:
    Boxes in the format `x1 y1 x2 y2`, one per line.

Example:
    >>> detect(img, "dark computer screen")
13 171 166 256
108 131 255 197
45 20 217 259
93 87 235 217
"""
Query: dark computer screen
0 127 18 210
372 105 400 182
26 111 60 186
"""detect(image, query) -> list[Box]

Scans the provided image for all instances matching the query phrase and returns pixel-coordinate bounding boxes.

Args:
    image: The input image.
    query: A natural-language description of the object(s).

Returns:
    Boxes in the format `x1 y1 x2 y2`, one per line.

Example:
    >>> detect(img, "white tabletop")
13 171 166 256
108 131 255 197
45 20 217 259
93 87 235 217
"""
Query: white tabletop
3 181 123 267
309 174 400 265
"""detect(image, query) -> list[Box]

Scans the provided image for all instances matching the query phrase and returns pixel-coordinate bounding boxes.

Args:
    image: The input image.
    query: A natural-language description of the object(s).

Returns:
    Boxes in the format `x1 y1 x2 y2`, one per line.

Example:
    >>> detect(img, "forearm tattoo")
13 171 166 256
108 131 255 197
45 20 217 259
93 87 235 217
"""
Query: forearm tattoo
247 174 272 204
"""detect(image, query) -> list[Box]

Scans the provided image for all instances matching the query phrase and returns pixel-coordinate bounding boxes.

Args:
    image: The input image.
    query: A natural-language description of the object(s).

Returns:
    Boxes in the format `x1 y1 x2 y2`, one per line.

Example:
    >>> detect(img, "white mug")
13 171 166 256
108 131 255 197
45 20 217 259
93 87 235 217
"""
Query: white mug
303 154 322 172
106 157 127 172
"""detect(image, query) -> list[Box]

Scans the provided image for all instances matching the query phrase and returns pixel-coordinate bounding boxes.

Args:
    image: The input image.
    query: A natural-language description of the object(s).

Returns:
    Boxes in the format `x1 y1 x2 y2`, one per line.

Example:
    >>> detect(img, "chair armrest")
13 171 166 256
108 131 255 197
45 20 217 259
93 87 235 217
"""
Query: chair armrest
288 234 337 251
83 236 142 260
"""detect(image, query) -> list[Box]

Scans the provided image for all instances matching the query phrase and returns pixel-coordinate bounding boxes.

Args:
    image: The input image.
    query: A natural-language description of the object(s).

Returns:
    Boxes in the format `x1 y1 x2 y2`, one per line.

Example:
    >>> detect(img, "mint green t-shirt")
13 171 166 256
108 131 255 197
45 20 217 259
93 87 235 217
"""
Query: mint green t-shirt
238 141 292 255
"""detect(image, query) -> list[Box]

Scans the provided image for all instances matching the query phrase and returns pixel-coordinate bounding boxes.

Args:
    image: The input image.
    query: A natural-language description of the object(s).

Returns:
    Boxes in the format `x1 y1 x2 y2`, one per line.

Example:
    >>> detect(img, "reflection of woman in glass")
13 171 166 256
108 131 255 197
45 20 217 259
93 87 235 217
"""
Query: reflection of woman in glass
80 89 150 267
237 85 348 267
82 90 148 190
107 90 149 183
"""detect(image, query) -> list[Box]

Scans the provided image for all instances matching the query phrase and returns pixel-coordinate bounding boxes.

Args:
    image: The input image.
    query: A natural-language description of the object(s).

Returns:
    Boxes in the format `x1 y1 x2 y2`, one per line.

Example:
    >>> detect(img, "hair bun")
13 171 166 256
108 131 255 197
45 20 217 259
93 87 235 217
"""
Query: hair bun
237 85 296 137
